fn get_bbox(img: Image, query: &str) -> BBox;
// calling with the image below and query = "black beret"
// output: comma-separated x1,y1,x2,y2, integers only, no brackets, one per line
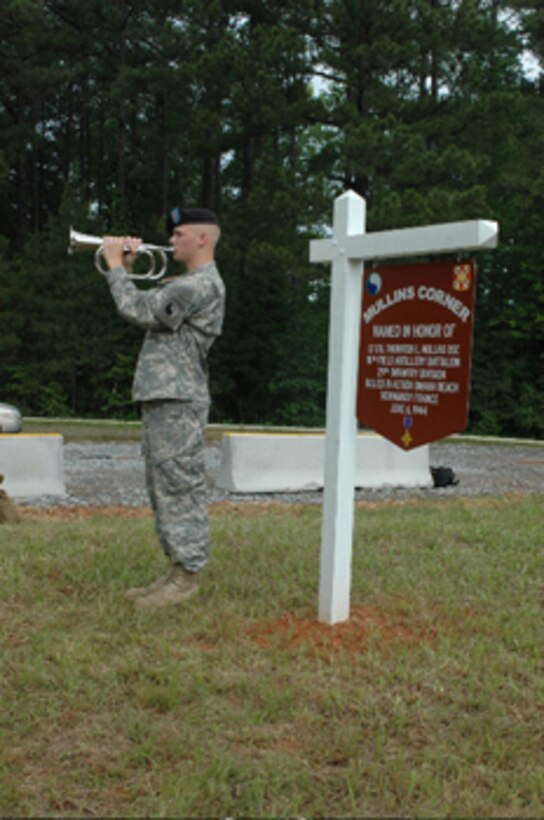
167,206,219,234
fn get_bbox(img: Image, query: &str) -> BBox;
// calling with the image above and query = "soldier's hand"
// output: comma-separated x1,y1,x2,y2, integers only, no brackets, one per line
102,236,142,272
122,237,143,270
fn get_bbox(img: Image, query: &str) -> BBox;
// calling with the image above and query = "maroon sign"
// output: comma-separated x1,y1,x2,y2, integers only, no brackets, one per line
357,259,476,450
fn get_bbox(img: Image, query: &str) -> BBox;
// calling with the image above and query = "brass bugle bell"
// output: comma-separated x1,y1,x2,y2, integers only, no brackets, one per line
68,227,172,280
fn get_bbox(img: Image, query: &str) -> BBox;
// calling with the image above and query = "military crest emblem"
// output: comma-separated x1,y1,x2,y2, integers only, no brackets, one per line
453,263,472,292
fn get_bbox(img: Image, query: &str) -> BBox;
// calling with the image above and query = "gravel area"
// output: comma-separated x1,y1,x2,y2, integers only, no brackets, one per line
15,439,544,508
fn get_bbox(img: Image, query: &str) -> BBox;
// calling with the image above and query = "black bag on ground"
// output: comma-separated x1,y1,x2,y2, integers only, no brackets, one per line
430,466,459,488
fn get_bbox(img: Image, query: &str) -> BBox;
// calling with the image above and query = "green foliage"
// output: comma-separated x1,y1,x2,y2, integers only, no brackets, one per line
0,0,541,435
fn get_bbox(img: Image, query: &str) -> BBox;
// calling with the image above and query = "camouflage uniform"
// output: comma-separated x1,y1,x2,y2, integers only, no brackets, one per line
105,263,225,571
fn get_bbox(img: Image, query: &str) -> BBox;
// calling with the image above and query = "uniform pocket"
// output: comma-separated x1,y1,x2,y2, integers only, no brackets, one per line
156,450,205,494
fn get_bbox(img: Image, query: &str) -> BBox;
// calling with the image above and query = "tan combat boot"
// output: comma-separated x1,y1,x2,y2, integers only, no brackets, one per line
134,564,199,609
125,564,173,600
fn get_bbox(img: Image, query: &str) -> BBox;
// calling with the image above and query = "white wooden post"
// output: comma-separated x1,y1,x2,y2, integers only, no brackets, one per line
318,191,366,624
310,191,498,625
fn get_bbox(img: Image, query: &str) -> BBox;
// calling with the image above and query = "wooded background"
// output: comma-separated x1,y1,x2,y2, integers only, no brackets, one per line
1,0,542,437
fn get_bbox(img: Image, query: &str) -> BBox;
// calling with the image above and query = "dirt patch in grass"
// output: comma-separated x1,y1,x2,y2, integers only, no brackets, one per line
209,500,314,517
246,604,439,657
19,506,153,521
19,495,522,523
19,500,313,521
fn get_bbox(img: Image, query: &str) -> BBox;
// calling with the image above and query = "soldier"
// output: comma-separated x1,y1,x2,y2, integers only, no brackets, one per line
102,208,226,608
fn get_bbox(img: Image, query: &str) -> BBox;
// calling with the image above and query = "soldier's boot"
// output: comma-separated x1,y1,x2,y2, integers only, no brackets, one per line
134,564,198,609
125,564,173,600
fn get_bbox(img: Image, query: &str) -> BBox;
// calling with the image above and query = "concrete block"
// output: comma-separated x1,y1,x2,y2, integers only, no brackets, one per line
0,434,66,497
216,432,431,493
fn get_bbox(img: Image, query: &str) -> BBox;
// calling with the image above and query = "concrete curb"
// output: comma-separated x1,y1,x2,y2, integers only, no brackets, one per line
216,432,431,493
0,433,66,497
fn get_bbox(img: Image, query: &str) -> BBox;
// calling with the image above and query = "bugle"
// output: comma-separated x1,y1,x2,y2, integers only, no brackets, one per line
68,228,172,280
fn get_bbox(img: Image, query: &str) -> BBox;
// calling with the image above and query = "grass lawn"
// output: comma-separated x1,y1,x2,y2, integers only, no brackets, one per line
1,494,542,817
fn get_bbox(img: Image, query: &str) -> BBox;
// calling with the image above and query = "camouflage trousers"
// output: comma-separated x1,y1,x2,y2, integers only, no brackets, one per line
141,400,210,573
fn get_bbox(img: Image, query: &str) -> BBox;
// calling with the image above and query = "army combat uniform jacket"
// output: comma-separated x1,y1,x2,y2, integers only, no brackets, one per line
105,262,225,402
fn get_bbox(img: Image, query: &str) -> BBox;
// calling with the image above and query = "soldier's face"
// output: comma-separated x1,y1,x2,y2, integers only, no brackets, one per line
170,225,200,264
